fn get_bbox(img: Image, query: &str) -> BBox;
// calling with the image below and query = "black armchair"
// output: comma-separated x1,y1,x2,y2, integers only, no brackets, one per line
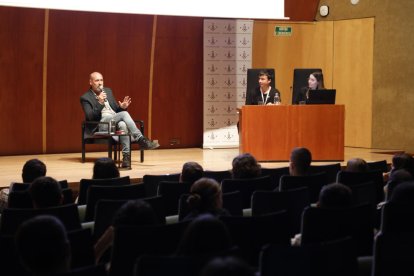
81,120,144,163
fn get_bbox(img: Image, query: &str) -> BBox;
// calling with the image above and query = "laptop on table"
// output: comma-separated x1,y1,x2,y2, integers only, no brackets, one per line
306,89,336,105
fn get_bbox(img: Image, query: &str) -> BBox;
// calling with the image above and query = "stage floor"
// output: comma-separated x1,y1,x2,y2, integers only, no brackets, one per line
0,147,399,188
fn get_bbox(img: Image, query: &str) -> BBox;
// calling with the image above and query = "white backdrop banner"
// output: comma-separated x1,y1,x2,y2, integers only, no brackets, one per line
203,19,253,148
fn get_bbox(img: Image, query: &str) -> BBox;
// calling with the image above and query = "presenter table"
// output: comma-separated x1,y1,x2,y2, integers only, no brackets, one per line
239,105,345,161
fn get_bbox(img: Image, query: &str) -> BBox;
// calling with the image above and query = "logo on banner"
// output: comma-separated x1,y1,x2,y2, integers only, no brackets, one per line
224,24,234,32
240,64,248,73
240,24,250,32
224,78,234,87
240,78,248,88
208,105,219,114
208,50,218,59
224,51,234,59
224,37,235,46
207,64,218,73
207,91,218,100
224,65,234,73
207,23,219,32
224,106,234,113
224,118,235,126
208,78,218,87
208,118,218,127
240,37,250,46
208,132,218,140
208,37,218,45
223,92,233,100
224,132,234,140
240,51,249,59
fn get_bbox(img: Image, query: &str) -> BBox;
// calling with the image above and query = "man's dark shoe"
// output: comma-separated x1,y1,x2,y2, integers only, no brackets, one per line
122,153,131,168
138,136,160,150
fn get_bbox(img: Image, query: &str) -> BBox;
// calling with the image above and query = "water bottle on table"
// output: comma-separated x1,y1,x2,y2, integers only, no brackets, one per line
274,93,281,105
110,119,116,134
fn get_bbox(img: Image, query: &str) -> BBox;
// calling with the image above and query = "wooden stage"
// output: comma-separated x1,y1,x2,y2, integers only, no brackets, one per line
0,147,399,189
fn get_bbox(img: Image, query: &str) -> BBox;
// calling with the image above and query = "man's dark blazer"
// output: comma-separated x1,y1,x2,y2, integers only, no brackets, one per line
245,86,281,105
80,87,124,137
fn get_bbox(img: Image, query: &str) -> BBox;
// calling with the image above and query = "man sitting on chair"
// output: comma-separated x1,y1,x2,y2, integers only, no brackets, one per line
80,72,159,168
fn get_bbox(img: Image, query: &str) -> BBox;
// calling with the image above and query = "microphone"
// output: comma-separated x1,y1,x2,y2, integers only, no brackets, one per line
98,85,107,102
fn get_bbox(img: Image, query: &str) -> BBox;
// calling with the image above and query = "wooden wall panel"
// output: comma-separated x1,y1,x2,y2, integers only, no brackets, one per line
333,18,374,148
252,21,334,104
151,16,204,148
316,0,414,153
0,7,44,155
285,0,320,21
46,10,153,153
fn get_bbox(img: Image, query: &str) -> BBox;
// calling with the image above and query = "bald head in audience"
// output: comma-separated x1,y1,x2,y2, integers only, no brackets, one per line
346,158,368,173
289,147,312,176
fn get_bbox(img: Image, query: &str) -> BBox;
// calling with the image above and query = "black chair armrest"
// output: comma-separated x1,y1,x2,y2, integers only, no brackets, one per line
134,120,145,135
82,121,111,136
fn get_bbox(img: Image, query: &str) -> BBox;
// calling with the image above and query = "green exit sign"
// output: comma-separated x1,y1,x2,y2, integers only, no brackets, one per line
274,26,292,36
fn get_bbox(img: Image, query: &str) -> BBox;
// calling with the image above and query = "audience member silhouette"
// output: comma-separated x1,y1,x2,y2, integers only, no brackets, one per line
317,183,352,209
0,159,48,211
231,153,261,179
391,153,414,176
384,169,413,201
94,199,159,264
92,157,120,179
73,157,120,204
22,158,47,183
292,183,352,246
199,256,255,276
15,215,71,275
184,178,229,221
346,158,368,173
29,176,63,208
179,161,204,184
388,181,414,205
289,147,312,176
383,153,414,182
176,214,234,268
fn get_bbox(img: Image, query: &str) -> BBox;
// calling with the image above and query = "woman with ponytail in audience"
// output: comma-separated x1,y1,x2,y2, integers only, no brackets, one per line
183,178,229,221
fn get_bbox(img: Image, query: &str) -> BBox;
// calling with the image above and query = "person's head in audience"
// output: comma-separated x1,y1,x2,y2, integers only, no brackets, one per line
346,158,368,173
29,176,63,208
317,183,352,209
180,161,204,184
176,214,233,261
15,215,71,275
385,169,413,200
308,71,325,90
22,159,46,183
289,147,312,176
231,153,261,179
94,199,159,264
391,153,414,176
186,178,224,219
388,181,414,205
199,256,255,276
112,199,159,227
92,157,120,179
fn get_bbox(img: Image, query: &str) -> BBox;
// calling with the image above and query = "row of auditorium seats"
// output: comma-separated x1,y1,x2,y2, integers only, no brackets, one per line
0,159,392,275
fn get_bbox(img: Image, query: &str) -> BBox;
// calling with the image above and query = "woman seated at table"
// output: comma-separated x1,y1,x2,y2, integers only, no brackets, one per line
293,71,325,104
